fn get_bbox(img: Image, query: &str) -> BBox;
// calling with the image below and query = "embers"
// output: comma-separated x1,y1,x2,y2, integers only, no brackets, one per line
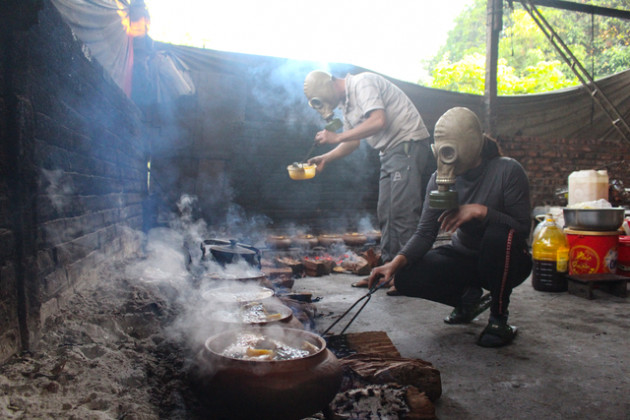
268,246,378,277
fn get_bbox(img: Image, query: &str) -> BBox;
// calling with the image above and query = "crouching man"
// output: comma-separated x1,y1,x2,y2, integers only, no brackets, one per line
368,107,533,347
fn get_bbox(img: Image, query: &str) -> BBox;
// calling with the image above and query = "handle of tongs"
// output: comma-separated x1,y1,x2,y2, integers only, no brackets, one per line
322,279,389,336
301,141,317,163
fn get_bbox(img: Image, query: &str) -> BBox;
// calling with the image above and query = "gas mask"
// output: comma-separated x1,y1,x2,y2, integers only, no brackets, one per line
428,107,485,209
303,70,340,124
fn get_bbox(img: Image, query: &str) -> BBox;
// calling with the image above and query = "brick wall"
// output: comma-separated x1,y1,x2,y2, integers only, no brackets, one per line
0,1,146,361
500,135,630,207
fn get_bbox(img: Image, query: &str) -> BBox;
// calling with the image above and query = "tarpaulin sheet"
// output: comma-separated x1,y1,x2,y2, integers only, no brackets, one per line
50,0,630,140
51,0,194,101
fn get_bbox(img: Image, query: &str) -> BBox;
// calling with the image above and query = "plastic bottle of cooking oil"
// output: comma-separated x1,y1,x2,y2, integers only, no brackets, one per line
532,213,570,292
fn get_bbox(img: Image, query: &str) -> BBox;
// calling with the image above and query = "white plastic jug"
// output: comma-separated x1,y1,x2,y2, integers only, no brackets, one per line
568,169,609,206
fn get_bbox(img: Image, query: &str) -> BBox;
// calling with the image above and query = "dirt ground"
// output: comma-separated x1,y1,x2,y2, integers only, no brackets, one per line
1,226,630,419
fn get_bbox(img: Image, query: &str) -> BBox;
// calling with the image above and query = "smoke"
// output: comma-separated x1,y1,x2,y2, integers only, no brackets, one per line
357,215,378,233
122,193,285,360
41,168,74,213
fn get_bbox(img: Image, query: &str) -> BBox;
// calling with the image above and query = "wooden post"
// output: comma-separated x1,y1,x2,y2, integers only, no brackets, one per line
484,0,502,135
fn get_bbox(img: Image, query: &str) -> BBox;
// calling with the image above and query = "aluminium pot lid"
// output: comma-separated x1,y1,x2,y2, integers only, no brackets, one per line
209,240,257,255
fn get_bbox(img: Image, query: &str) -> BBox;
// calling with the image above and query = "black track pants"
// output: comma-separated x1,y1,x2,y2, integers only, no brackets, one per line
394,224,533,317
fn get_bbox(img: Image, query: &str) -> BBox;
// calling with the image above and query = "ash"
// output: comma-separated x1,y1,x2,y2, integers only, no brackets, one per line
0,263,199,420
305,384,411,420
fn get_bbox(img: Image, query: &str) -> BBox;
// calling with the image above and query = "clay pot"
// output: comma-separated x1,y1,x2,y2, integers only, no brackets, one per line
343,232,367,246
266,235,292,249
317,234,344,247
292,234,319,248
365,230,382,244
200,327,342,420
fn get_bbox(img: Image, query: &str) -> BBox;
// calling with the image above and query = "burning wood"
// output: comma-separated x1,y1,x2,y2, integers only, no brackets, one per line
303,257,335,277
362,247,382,268
261,268,295,290
338,255,370,276
274,256,304,275
340,354,442,403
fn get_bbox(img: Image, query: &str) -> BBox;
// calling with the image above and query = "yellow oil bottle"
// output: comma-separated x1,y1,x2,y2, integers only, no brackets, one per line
532,213,569,292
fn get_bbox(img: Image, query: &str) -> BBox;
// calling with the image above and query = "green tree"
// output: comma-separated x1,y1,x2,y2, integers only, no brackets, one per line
426,0,630,94
432,53,575,94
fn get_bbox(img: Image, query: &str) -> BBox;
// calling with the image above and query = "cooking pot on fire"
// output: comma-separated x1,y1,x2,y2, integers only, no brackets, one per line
201,239,261,268
199,327,342,420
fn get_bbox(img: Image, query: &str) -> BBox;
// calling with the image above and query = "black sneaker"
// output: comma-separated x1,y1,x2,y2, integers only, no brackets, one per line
477,317,518,347
444,293,492,324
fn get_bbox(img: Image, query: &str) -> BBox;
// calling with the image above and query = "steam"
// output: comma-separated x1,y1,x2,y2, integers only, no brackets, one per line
122,193,283,359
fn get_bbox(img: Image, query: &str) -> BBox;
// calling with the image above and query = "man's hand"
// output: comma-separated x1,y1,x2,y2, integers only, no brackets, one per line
307,155,327,173
438,204,488,233
315,129,341,145
367,255,408,289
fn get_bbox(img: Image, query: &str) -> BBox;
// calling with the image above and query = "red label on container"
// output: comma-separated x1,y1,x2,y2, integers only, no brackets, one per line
569,245,617,274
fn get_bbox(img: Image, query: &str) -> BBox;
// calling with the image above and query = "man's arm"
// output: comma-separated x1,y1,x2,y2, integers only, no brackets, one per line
315,109,386,145
308,140,361,172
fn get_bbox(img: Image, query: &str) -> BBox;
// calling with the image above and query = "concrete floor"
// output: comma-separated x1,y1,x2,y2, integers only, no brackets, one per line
292,272,630,420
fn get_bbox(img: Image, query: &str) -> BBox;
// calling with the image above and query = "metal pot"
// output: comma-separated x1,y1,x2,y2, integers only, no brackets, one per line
201,239,261,268
562,208,625,231
199,327,342,420
201,285,274,305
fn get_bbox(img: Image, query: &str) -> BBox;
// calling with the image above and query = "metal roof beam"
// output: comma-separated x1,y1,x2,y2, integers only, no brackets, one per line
523,0,630,20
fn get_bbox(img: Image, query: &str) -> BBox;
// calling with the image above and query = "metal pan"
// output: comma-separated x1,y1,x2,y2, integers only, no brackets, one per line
563,208,625,231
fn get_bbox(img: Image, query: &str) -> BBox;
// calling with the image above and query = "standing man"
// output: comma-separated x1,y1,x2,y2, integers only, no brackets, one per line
303,71,436,294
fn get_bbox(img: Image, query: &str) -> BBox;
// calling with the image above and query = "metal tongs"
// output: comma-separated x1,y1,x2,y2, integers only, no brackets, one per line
321,278,389,336
300,118,341,163
301,141,317,163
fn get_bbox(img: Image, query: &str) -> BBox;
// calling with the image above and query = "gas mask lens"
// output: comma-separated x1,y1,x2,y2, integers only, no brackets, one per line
308,98,323,109
437,145,457,164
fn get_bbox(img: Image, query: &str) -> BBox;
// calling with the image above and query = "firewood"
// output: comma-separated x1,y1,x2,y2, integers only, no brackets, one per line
340,256,370,275
303,258,334,276
274,256,304,275
340,354,442,402
362,248,381,268
262,266,293,279
404,387,437,420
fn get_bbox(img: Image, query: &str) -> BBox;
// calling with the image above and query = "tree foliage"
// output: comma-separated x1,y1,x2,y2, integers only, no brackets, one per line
426,0,630,94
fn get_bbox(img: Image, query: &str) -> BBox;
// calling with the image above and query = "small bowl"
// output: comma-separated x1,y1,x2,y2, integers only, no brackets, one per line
287,163,316,180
